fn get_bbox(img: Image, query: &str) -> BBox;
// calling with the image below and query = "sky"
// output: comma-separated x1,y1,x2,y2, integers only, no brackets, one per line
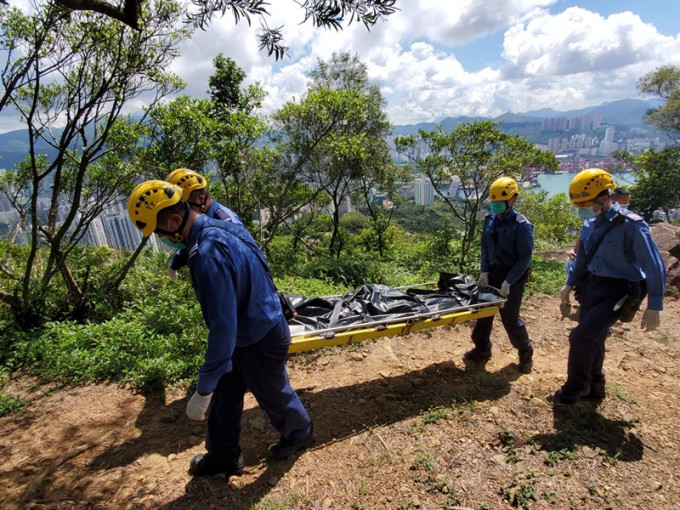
2,0,680,133
165,0,680,126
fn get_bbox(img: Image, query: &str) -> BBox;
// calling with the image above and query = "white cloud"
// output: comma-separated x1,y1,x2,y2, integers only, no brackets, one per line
3,1,680,133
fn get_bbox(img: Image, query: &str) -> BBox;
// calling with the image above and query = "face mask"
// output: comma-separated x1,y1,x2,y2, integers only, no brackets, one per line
578,208,596,219
161,236,185,250
489,201,507,214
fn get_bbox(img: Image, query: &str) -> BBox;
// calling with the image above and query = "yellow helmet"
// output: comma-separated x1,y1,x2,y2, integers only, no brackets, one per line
489,177,520,201
568,168,615,206
165,168,208,201
127,180,183,237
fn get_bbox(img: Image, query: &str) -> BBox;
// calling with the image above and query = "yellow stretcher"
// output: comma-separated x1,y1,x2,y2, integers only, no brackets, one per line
287,282,505,354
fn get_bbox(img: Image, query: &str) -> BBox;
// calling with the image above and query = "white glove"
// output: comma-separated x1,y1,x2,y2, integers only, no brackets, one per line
560,285,572,305
168,267,178,280
499,280,511,297
477,272,489,287
186,391,213,421
640,309,660,332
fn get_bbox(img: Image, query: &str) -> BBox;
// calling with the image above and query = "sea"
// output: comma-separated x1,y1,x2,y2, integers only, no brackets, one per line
533,171,636,198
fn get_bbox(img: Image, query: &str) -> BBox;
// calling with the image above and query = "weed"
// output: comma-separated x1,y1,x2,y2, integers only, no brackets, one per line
602,450,621,465
250,493,309,510
451,397,476,423
422,405,451,424
545,447,579,467
479,503,491,510
0,393,25,416
411,453,436,471
501,482,536,509
499,426,522,463
542,490,556,503
609,383,637,403
655,333,670,344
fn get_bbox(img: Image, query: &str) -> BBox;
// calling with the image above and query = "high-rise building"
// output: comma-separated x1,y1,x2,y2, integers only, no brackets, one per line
414,177,434,206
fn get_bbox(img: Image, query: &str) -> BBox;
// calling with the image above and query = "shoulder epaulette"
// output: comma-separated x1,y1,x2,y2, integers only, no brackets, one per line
188,243,200,262
619,209,644,222
215,208,233,222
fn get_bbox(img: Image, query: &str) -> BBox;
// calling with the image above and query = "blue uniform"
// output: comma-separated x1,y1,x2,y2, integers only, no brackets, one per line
471,208,534,352
563,202,666,394
169,200,242,271
187,215,311,450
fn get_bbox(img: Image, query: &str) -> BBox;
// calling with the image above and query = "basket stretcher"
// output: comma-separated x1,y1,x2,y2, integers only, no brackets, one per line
287,279,505,354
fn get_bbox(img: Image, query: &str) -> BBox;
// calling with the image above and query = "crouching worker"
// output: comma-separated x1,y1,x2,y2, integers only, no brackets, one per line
557,168,666,404
465,177,534,374
127,180,314,478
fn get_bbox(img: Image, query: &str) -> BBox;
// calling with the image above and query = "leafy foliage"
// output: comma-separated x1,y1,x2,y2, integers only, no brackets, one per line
395,121,559,271
517,190,581,249
638,64,680,136
628,147,680,222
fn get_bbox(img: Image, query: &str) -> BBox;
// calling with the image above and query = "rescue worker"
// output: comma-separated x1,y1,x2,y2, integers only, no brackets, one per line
465,177,534,373
611,186,631,211
165,168,242,279
127,180,314,478
558,168,665,404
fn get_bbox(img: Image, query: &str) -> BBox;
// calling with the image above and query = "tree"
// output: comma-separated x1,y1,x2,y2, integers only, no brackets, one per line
627,147,680,222
139,96,217,177
300,52,393,258
638,64,680,139
395,121,559,272
517,190,581,248
0,0,188,325
3,0,398,60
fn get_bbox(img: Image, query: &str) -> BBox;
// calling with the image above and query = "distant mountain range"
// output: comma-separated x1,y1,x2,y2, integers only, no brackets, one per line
391,98,662,137
0,98,663,171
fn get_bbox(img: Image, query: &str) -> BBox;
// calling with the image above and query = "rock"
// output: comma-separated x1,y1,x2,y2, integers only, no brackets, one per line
490,454,507,465
650,223,680,295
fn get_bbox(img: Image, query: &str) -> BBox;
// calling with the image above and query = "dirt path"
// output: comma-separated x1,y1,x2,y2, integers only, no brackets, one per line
1,293,679,509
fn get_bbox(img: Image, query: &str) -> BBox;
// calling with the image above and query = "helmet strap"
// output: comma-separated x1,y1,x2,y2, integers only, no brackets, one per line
188,200,207,213
154,201,190,243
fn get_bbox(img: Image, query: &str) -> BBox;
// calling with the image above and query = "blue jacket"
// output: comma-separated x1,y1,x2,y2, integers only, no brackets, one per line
566,202,666,310
480,208,534,285
187,215,282,395
169,200,242,271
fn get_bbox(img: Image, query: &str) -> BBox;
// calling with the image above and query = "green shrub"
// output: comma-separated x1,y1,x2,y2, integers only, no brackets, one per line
0,393,25,416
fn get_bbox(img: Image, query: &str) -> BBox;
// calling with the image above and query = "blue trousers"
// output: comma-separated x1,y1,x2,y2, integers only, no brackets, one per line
471,266,531,352
563,274,628,393
206,317,312,451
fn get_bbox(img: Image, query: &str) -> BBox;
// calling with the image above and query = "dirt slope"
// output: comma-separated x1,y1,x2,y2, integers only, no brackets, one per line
1,293,679,509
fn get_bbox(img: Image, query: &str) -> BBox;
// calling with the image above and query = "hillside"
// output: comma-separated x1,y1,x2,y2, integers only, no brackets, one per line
1,292,679,509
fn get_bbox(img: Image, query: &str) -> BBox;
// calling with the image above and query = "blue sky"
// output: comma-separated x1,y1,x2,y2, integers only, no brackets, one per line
2,1,680,132
162,0,680,126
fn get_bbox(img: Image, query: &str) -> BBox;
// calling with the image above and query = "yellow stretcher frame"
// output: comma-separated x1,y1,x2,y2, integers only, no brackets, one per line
288,286,504,354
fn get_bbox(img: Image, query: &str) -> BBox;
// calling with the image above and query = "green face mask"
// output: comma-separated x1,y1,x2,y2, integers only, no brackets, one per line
161,236,185,250
489,201,507,214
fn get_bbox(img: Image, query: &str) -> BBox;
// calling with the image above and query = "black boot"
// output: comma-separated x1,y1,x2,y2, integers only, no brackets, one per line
189,445,244,478
518,346,533,374
583,380,606,400
269,424,316,458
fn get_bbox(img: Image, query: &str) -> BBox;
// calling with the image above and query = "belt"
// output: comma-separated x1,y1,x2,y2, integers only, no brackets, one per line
589,273,627,284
